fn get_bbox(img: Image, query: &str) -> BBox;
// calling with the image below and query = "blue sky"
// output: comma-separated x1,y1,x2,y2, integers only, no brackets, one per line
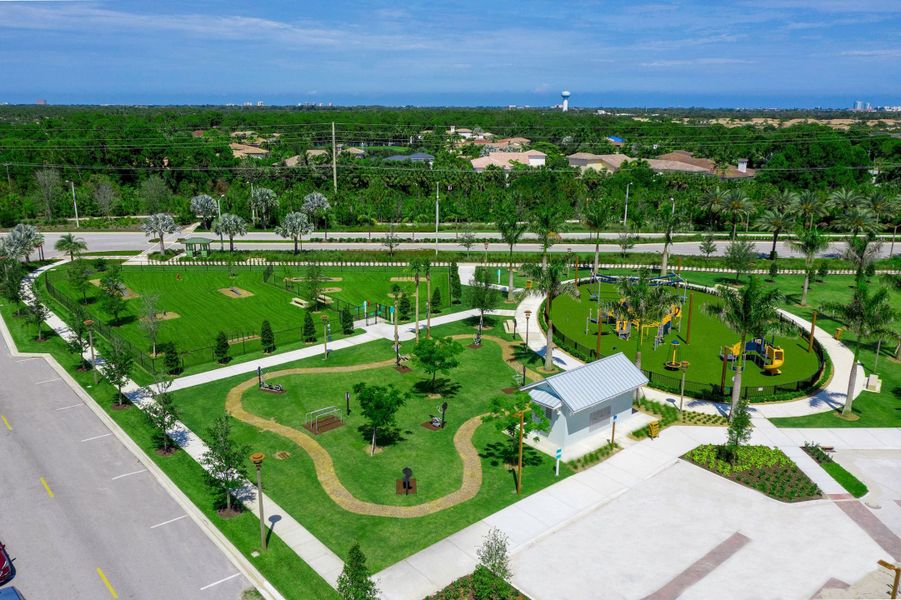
1,0,899,108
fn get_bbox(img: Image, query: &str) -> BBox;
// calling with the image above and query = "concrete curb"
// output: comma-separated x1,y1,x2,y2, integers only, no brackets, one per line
0,312,286,600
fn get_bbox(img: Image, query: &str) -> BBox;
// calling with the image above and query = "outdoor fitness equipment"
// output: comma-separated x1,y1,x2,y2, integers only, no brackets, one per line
257,366,284,393
429,401,448,429
304,406,343,434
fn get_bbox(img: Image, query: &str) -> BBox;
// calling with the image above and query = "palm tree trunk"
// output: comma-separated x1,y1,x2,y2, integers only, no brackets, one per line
843,343,860,416
158,234,165,255
426,274,432,338
731,221,737,240
593,234,600,275
634,319,642,369
730,335,746,419
770,231,779,259
508,249,515,302
414,275,420,342
874,338,882,371
544,294,554,371
229,235,235,252
371,427,377,456
660,242,670,276
801,271,810,306
293,239,298,254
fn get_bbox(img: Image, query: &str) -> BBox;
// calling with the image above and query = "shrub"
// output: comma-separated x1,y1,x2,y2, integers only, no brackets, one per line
431,287,442,314
340,307,354,334
302,312,317,342
163,342,181,375
398,293,412,321
260,320,275,353
214,331,230,364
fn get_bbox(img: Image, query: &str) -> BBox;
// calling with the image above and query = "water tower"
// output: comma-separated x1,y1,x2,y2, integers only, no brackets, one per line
561,90,571,112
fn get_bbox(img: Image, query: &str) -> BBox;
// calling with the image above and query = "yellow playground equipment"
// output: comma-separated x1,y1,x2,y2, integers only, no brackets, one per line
609,303,681,340
721,338,785,375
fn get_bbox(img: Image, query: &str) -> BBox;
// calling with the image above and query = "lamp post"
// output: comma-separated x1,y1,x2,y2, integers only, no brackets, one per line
65,180,80,228
321,315,329,359
679,362,688,411
217,194,224,251
622,182,632,227
250,452,267,551
524,310,532,345
84,319,97,384
393,298,400,367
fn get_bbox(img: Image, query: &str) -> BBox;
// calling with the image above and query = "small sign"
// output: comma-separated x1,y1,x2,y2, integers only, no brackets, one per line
555,448,562,460
613,414,618,422
497,268,502,285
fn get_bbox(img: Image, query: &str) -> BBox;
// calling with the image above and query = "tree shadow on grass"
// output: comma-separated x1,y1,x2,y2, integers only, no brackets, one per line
479,440,545,469
355,424,406,448
463,315,497,329
412,377,461,397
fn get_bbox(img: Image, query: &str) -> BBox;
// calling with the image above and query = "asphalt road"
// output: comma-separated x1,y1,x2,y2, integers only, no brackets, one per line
0,335,250,599
15,230,894,261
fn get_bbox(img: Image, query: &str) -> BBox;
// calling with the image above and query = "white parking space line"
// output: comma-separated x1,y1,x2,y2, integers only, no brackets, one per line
35,378,61,385
55,403,83,411
81,433,113,442
150,515,188,529
199,573,241,591
111,469,147,481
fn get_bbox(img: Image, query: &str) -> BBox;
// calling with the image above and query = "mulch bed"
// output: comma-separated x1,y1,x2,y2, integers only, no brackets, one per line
421,420,443,431
502,387,519,394
395,478,418,495
395,365,411,373
217,507,242,520
467,343,482,349
155,446,178,457
111,402,132,411
302,415,345,435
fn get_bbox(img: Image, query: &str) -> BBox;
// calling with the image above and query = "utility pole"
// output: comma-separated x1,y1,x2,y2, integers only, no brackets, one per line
66,180,80,228
250,453,267,551
217,195,224,251
3,163,10,190
623,182,632,227
435,182,440,257
331,122,338,194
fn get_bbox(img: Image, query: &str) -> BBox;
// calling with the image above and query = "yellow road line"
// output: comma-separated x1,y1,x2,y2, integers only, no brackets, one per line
96,568,119,599
40,477,54,498
1,415,10,430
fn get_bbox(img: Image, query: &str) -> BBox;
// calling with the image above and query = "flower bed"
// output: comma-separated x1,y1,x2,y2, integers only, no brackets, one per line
425,566,527,600
630,398,728,439
684,444,822,502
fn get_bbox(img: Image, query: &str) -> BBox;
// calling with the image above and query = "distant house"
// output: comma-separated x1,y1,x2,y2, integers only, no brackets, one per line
456,128,473,139
657,150,756,179
191,129,205,138
305,149,329,160
523,353,647,455
471,150,546,172
341,147,366,158
384,152,435,163
283,155,302,167
229,143,269,159
567,152,710,175
606,136,625,147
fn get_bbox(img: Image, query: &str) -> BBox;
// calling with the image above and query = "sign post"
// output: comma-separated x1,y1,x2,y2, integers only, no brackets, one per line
363,300,368,326
345,391,351,416
497,268,501,285
610,414,618,446
555,448,562,477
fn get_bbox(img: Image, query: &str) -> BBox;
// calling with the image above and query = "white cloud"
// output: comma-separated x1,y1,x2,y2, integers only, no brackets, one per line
640,58,755,68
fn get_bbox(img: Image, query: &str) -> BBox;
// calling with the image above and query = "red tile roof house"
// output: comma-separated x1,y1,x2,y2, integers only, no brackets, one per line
657,150,756,178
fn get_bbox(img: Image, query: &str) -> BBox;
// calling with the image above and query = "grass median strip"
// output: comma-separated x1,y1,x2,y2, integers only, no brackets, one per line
802,443,869,498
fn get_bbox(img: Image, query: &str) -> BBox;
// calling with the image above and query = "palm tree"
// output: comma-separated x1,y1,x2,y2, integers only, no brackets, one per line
140,213,178,255
821,283,895,416
7,223,44,263
789,226,829,306
827,188,863,216
214,213,247,251
834,206,879,239
843,235,882,281
275,211,312,254
791,190,825,230
522,258,579,371
408,259,424,342
867,191,897,226
723,189,754,240
582,197,615,275
495,200,528,301
656,198,682,276
617,270,679,371
423,259,432,338
531,202,567,265
699,186,728,231
54,233,88,262
754,204,796,260
705,277,784,418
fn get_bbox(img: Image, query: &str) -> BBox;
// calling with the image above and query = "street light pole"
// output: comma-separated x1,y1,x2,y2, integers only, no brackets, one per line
66,180,80,228
524,310,532,345
435,182,440,257
321,315,329,359
84,319,97,385
250,452,267,551
622,182,631,227
217,195,224,251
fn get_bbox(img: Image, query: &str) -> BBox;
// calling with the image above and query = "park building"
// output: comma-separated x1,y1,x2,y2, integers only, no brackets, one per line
523,353,647,460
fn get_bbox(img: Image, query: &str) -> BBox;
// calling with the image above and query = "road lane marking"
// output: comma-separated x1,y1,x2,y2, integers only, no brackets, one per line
81,433,112,442
35,377,61,385
150,515,188,529
111,469,147,481
200,573,241,591
96,567,119,599
1,415,10,430
55,403,83,411
40,477,54,498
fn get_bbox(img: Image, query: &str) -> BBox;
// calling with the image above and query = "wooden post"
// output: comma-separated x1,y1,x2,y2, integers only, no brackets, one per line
595,311,602,358
685,292,694,344
517,410,524,495
720,353,728,395
808,310,817,353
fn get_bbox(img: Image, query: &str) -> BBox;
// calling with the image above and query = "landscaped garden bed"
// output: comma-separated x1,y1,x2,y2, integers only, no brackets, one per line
684,444,822,502
425,566,528,600
630,398,728,440
566,442,620,472
802,443,869,498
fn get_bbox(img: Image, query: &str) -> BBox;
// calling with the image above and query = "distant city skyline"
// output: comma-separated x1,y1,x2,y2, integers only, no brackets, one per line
1,0,899,109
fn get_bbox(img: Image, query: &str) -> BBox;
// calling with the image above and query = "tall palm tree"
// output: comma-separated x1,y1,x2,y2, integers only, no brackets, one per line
408,258,424,342
843,235,882,281
54,233,88,262
656,198,682,276
723,189,754,240
214,213,247,251
834,205,879,239
531,202,567,266
827,188,863,216
617,270,678,371
522,258,579,371
706,277,785,419
495,199,528,302
423,259,432,338
866,191,897,226
582,197,615,275
789,226,829,306
700,186,728,230
821,282,895,416
791,190,825,230
755,204,796,260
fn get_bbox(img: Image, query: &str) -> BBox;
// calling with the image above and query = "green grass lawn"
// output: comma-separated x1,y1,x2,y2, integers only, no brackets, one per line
549,282,821,393
169,321,567,570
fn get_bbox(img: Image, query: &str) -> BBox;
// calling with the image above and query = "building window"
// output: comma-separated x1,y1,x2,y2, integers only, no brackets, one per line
544,407,553,421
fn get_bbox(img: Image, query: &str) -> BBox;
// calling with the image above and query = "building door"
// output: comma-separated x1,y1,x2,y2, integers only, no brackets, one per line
589,405,611,432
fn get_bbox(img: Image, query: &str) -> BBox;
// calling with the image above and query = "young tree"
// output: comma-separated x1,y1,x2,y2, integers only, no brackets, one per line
724,397,753,461
145,380,180,454
0,258,24,315
616,231,636,258
103,339,134,407
275,211,313,254
93,179,118,218
140,213,178,255
302,312,317,342
755,202,796,260
139,293,162,356
412,336,464,390
408,259,424,342
65,316,91,370
821,282,895,417
723,189,754,239
139,175,171,214
28,300,49,341
398,293,411,321
788,226,830,306
260,320,275,353
201,416,249,512
354,382,407,456
656,199,683,275
843,235,882,282
304,263,326,309
449,260,462,304
486,392,549,485
532,202,567,264
302,192,331,239
214,213,248,251
6,223,44,262
705,277,784,419
35,169,61,221
54,233,87,261
340,307,354,334
99,266,126,325
163,342,181,375
768,260,779,281
522,258,579,371
699,233,717,261
190,194,218,229
723,239,756,282
249,187,279,227
382,229,401,256
477,527,512,583
617,270,678,370
459,225,477,259
495,199,528,301
67,259,91,303
468,266,500,339
214,331,230,364
430,287,442,314
337,542,379,600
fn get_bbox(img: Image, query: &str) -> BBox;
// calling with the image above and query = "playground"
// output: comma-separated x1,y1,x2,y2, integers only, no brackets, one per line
168,322,563,570
549,277,823,396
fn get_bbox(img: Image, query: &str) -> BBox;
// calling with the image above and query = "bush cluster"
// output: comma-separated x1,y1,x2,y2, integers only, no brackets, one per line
567,443,619,471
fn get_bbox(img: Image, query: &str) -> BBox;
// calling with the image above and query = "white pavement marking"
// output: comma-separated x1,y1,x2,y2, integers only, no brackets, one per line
150,515,188,529
15,358,38,363
111,469,147,480
81,433,112,442
55,403,84,411
34,377,61,385
199,573,241,591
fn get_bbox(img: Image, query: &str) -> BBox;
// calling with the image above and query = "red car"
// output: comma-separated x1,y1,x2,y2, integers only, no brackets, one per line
0,541,13,585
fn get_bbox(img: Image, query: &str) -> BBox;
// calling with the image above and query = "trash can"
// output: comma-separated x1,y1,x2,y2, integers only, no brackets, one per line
648,420,660,439
834,327,845,341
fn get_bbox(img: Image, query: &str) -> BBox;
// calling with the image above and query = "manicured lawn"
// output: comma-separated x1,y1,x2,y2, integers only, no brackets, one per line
802,444,869,498
169,322,568,571
549,282,821,392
